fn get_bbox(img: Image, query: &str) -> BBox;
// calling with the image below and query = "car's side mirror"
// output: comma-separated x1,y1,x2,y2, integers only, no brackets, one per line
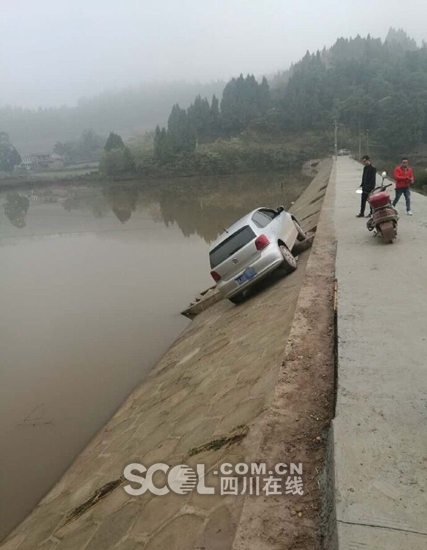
277,206,284,213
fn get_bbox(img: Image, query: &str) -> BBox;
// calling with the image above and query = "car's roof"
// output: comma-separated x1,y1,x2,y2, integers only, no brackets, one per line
209,207,277,251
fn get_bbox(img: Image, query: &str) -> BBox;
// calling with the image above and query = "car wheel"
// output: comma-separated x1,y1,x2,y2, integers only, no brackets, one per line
229,292,245,305
293,219,306,241
279,244,297,274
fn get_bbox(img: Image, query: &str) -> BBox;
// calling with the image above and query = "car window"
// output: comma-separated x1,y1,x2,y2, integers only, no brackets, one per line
259,209,277,219
252,209,276,228
209,225,256,268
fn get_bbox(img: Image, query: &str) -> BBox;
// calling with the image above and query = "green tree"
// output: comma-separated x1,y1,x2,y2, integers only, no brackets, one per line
0,132,22,171
167,104,196,154
258,76,271,114
3,192,30,227
99,146,135,176
154,125,172,163
385,28,418,54
220,74,265,134
376,92,424,153
53,141,76,162
210,94,221,134
187,95,211,139
105,132,125,151
80,129,105,153
53,130,104,163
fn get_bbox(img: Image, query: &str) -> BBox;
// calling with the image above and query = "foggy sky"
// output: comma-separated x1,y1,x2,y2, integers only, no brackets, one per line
1,0,426,109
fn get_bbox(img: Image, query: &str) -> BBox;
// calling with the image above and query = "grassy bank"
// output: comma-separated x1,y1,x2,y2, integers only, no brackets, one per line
107,132,333,178
1,133,331,190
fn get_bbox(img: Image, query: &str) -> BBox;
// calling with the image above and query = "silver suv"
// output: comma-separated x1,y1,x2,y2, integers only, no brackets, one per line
209,207,306,304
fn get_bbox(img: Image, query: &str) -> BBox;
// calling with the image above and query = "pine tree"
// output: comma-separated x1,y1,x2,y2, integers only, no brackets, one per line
210,94,221,134
104,132,125,151
0,132,22,171
258,77,271,114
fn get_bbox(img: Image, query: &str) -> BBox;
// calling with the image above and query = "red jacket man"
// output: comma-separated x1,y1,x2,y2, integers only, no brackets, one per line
392,157,414,215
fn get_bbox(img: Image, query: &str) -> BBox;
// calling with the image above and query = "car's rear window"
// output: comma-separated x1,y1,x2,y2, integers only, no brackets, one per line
209,225,256,268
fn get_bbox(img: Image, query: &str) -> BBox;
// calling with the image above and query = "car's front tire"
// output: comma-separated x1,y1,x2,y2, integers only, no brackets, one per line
293,219,307,241
279,244,297,274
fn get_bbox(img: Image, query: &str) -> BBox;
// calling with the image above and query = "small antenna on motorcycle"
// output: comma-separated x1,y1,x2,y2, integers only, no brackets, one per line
219,225,229,234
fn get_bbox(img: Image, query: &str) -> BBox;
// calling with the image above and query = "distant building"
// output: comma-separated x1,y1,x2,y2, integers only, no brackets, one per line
21,153,64,171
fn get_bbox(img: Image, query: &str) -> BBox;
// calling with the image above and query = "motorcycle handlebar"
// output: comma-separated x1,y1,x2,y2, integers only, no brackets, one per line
371,183,392,193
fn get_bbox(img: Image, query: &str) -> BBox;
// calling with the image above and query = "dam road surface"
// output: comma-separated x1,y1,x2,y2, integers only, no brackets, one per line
332,157,427,549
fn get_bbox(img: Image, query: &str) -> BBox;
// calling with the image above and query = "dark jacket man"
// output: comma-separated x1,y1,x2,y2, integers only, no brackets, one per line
361,162,377,192
357,155,377,217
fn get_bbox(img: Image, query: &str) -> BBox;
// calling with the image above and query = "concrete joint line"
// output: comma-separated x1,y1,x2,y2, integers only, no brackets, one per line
337,519,427,538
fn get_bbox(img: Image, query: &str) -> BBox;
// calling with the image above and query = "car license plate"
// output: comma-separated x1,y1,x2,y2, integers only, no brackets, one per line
236,267,257,285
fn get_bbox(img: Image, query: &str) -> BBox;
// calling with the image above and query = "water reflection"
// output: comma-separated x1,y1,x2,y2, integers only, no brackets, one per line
3,192,30,228
103,185,139,224
63,191,109,219
156,173,307,242
1,172,309,243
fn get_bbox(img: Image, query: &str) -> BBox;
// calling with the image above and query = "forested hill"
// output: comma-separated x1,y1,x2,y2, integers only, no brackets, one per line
150,28,427,170
0,80,225,154
271,28,426,155
3,27,427,166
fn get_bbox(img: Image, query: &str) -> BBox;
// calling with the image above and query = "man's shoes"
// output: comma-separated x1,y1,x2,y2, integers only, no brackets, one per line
407,210,413,216
356,213,364,218
365,213,372,218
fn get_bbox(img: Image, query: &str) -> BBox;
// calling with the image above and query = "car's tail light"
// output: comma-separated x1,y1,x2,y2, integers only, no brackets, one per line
255,234,270,250
210,270,221,282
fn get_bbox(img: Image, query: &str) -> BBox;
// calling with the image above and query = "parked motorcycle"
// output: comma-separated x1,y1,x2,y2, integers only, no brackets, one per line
366,172,398,243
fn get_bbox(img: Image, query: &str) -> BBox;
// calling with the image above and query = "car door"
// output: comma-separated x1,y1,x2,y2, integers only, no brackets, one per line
252,208,296,248
259,208,296,248
278,212,298,249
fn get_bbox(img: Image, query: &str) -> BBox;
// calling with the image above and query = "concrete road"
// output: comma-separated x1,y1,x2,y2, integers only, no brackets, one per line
333,157,427,548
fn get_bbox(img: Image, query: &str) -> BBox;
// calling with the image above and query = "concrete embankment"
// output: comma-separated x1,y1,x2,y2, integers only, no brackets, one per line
0,160,334,550
233,159,337,549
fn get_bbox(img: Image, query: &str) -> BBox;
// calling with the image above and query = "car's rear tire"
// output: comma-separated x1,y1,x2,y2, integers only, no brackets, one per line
279,244,297,274
229,292,245,305
293,219,307,241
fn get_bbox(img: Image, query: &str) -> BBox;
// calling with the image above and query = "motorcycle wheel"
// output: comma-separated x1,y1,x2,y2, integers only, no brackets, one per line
379,221,396,243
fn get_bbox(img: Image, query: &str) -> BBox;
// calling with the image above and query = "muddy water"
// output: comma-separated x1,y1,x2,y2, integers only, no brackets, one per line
0,172,309,539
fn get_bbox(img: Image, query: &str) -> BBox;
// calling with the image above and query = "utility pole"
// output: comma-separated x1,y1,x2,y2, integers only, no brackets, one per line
334,119,338,159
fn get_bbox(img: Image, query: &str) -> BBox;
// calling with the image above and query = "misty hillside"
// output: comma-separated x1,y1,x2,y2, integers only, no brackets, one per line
90,28,427,179
147,27,427,174
269,28,426,154
3,27,427,166
0,81,225,155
